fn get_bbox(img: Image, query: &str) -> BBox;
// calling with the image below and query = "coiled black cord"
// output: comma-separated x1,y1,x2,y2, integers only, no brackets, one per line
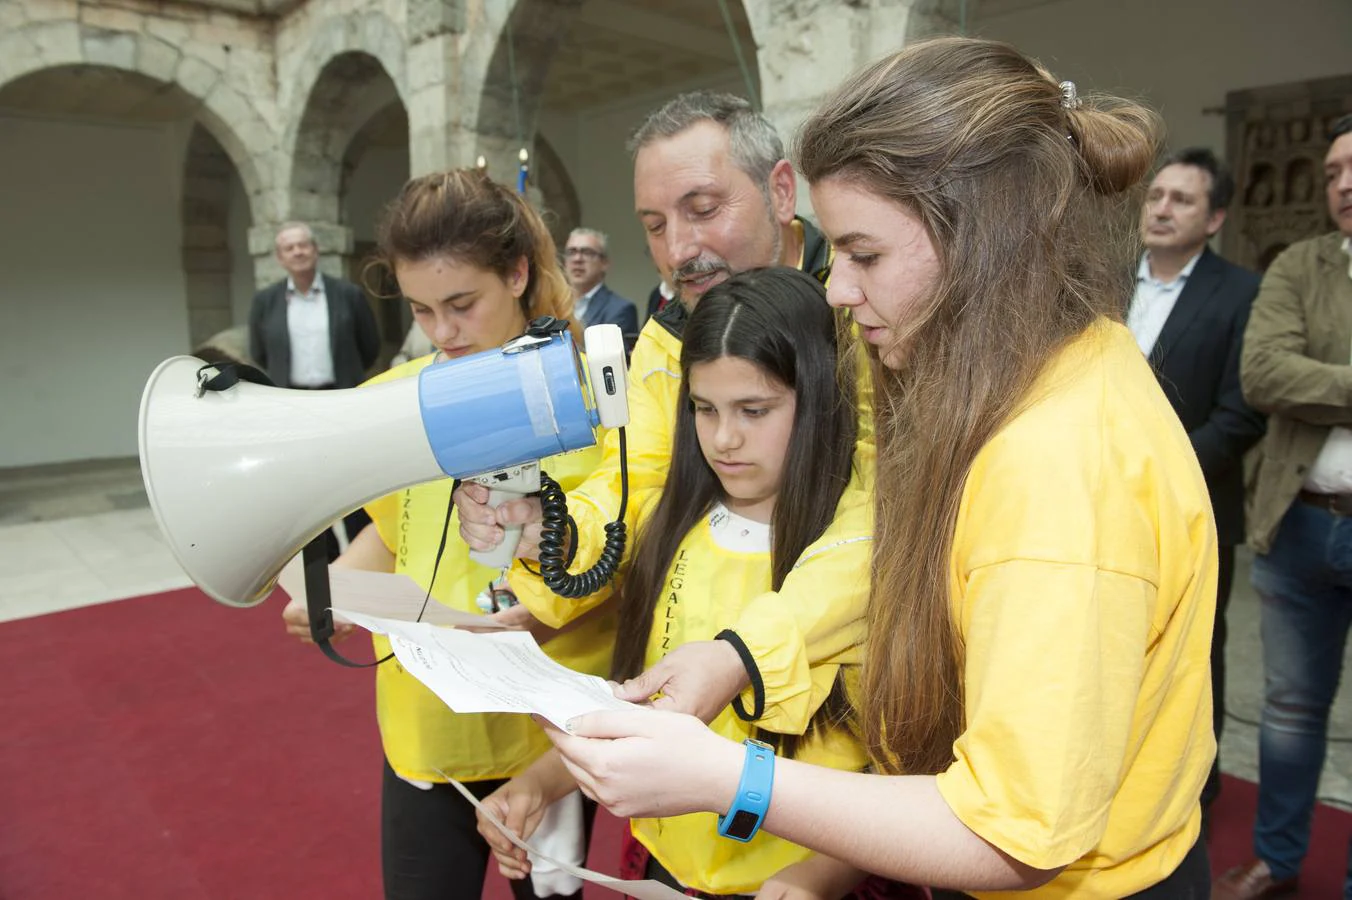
537,428,629,598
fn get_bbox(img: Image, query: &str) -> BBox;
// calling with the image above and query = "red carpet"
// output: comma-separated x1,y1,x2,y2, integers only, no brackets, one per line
0,586,625,899
3,587,1348,898
1208,774,1351,898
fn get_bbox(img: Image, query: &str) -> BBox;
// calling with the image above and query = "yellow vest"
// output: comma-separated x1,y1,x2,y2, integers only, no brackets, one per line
363,354,615,782
511,313,876,735
627,503,869,896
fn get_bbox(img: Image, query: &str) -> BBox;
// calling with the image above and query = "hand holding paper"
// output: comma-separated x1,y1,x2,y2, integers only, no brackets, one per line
337,609,632,730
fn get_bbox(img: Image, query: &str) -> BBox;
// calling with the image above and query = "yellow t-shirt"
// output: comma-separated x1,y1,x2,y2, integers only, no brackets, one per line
364,355,615,783
513,313,877,734
933,320,1217,898
629,502,871,896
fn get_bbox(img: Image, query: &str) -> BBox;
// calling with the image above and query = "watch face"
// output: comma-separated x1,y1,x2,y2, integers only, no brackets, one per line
724,809,760,841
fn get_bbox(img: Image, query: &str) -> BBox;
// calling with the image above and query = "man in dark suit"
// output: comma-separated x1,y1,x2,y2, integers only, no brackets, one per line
248,222,380,389
1127,147,1266,818
564,228,638,347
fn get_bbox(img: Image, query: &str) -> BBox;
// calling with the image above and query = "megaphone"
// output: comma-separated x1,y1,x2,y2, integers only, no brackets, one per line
139,321,628,609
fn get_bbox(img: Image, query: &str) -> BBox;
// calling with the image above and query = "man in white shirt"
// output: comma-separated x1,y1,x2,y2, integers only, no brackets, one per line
1127,148,1266,827
247,222,380,389
247,222,381,558
1217,114,1352,900
563,228,637,346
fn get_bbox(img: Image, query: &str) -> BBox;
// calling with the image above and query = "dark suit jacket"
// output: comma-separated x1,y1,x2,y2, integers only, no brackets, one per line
582,284,638,341
248,274,380,389
1141,247,1266,546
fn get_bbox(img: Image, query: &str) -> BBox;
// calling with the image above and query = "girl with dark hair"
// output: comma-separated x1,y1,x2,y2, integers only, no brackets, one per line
544,37,1217,900
279,169,611,900
477,267,908,899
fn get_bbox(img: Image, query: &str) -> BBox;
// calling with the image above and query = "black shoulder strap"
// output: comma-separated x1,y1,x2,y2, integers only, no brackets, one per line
302,537,392,668
196,362,276,393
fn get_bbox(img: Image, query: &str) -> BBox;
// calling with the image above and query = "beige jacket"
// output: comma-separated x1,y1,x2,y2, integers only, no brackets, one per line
1242,232,1352,552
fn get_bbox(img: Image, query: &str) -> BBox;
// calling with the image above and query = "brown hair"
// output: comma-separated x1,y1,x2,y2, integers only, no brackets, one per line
796,37,1160,775
610,268,858,756
372,169,579,341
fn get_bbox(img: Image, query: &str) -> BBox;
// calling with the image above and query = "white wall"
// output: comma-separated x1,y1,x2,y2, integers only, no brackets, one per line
0,115,189,467
539,72,746,320
976,0,1352,156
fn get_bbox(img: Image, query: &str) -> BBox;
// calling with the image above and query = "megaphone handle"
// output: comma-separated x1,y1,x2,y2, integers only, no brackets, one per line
469,488,525,569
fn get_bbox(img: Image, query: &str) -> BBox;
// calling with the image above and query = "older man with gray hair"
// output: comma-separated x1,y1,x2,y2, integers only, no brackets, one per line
457,90,849,728
247,221,379,390
563,226,638,341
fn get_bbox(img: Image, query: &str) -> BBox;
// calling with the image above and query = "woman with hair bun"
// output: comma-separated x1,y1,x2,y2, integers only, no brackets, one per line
544,37,1217,899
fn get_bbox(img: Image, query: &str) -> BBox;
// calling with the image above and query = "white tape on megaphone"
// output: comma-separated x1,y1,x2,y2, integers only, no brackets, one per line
138,322,628,608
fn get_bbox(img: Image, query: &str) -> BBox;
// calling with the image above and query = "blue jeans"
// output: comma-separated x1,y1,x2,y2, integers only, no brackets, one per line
1251,501,1352,880
1345,836,1352,900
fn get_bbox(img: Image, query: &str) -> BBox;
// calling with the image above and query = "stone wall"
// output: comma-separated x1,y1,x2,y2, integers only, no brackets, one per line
0,0,944,298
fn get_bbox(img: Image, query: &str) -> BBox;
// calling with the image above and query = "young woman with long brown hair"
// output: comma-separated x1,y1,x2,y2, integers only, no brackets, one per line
279,169,612,900
540,37,1218,899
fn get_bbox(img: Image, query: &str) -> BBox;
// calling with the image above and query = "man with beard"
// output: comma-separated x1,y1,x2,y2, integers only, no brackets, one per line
455,91,860,732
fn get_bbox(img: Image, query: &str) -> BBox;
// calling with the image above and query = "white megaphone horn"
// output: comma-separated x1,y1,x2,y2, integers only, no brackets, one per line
138,321,628,609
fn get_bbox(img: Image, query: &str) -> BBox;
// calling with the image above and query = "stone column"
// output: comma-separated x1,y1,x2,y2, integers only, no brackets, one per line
182,126,237,347
405,35,483,177
747,0,960,215
404,0,475,176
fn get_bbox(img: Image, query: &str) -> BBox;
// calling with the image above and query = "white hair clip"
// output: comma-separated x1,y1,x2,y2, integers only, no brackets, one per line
1059,81,1082,110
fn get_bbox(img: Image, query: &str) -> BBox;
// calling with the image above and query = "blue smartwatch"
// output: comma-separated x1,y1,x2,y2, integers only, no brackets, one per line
717,738,775,842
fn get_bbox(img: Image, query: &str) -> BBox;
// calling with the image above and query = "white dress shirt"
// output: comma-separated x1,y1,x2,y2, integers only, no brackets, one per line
286,276,335,387
1303,237,1352,493
573,283,602,324
1126,250,1203,356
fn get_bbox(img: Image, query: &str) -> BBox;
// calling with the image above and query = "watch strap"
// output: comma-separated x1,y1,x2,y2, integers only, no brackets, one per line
717,738,775,842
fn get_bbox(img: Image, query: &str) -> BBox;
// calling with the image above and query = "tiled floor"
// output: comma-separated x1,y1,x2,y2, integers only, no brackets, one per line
1,457,1349,810
0,458,192,620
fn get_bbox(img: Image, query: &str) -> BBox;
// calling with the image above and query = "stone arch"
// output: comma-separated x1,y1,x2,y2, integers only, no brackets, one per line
534,133,581,251
338,100,412,354
470,0,583,167
0,21,269,221
279,11,408,128
277,11,407,216
181,124,240,348
339,102,411,213
284,50,404,278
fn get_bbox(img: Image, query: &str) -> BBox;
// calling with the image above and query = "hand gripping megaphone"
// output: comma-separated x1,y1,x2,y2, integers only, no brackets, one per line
138,319,629,609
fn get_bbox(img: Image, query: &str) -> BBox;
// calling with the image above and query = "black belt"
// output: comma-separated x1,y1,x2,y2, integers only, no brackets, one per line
1298,489,1352,516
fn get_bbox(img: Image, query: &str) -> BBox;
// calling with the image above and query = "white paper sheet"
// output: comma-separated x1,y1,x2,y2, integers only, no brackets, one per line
335,609,634,730
442,773,686,900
